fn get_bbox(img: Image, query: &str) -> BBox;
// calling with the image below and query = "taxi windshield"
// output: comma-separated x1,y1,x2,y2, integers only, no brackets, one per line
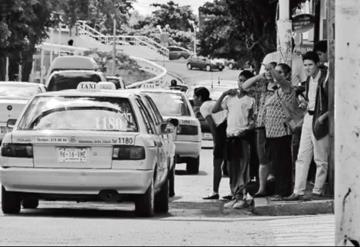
145,92,191,117
0,84,41,99
17,96,138,132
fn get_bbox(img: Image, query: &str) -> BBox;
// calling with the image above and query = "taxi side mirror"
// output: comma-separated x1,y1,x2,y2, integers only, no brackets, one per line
7,119,17,129
160,118,179,134
167,118,179,127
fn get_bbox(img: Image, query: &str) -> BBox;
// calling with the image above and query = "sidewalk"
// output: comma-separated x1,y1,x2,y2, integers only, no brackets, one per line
252,182,334,216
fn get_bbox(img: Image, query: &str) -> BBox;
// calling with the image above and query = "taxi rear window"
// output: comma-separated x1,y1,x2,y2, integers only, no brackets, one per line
47,72,102,91
17,96,138,132
145,92,191,117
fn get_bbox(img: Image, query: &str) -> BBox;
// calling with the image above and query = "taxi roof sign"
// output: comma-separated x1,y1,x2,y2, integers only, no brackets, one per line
77,81,116,91
98,81,116,90
140,83,161,89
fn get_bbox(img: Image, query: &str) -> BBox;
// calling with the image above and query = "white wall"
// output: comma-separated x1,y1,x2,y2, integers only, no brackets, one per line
335,0,360,245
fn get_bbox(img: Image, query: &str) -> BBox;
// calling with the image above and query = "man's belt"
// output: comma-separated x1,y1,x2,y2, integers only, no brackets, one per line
308,110,315,115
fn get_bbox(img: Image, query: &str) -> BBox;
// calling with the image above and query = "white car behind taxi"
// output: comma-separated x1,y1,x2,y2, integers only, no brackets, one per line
0,82,46,142
141,89,201,174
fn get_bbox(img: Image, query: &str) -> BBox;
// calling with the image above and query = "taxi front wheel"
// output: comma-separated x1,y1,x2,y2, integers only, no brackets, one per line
1,186,21,214
186,157,200,174
135,180,155,217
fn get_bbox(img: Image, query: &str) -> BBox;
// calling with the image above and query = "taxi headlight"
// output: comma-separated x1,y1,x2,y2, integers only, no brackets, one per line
112,145,145,160
1,143,33,158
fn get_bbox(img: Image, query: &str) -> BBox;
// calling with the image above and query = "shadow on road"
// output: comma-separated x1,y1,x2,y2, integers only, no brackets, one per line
175,170,208,176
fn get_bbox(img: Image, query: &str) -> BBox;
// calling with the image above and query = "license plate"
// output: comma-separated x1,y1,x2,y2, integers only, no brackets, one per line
57,148,89,163
202,133,213,140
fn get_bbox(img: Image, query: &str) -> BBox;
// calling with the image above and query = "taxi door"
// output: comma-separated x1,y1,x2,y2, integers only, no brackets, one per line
143,95,175,165
136,99,167,187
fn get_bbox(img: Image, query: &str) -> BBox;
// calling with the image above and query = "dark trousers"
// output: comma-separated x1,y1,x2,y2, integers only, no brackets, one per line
248,129,259,181
268,135,293,197
226,135,251,199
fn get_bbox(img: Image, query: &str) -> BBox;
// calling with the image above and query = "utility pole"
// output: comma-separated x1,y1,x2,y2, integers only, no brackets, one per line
335,0,360,245
112,17,117,75
277,0,292,66
189,20,197,56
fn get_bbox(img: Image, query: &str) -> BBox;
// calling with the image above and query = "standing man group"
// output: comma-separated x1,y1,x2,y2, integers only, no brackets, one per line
196,40,330,207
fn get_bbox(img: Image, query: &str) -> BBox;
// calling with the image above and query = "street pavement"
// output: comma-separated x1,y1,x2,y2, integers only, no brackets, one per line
0,146,334,246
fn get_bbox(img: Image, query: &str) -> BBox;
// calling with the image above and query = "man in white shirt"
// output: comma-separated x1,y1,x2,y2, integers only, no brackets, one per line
212,74,256,209
285,51,329,201
194,87,228,200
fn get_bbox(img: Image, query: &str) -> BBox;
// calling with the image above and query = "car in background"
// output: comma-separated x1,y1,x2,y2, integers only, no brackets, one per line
106,76,126,89
168,46,192,60
225,59,242,70
141,89,201,174
186,56,224,72
186,80,238,140
48,55,100,75
0,82,174,217
0,82,46,142
45,70,106,91
212,58,226,68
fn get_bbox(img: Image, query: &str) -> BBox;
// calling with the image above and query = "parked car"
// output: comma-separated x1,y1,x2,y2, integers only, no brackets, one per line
0,82,46,143
225,59,242,70
45,70,106,91
0,82,176,217
168,46,192,60
186,56,224,72
106,76,126,89
141,89,201,174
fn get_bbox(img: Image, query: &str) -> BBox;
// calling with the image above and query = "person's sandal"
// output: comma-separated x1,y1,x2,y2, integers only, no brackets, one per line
203,194,219,200
221,195,233,201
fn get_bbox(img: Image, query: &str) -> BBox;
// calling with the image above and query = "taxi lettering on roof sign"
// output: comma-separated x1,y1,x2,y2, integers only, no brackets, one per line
141,83,161,89
78,81,97,90
77,81,116,91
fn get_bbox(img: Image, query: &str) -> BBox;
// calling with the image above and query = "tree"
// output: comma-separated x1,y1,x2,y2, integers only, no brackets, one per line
128,1,197,51
0,0,54,81
151,1,197,31
198,0,308,70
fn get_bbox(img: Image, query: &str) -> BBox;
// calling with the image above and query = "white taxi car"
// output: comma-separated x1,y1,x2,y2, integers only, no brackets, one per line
0,82,173,217
0,82,46,143
141,89,201,174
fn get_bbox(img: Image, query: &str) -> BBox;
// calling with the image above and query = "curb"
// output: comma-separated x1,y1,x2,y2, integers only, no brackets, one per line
252,198,334,216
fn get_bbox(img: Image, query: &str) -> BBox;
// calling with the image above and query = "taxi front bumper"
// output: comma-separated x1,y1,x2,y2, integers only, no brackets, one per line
0,167,153,195
174,140,201,158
